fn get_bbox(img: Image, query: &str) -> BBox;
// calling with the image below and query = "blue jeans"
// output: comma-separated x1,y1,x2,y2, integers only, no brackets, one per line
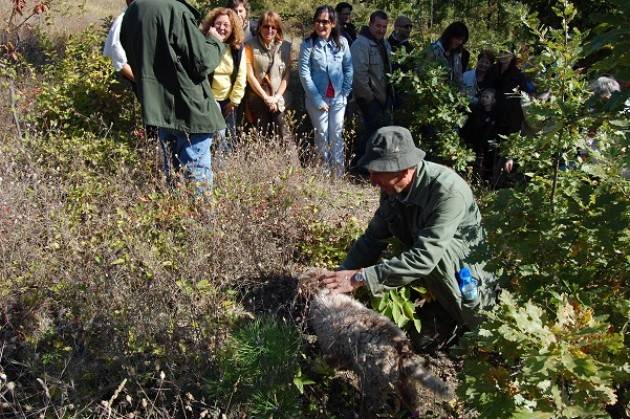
305,96,347,177
215,99,237,155
158,128,213,191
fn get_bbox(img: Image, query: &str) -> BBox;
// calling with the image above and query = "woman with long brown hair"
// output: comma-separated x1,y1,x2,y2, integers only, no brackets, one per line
299,5,353,177
244,11,292,138
201,8,247,153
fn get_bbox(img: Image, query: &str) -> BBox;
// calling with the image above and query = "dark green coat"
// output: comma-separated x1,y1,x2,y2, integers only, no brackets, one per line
341,161,496,326
121,0,226,133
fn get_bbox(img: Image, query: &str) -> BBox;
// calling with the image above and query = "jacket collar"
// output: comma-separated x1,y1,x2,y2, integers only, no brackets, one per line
176,0,201,19
314,36,336,48
395,161,427,205
359,26,383,45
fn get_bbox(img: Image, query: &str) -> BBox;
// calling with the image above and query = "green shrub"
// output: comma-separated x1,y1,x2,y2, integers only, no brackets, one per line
390,54,474,172
297,216,363,268
481,170,629,334
34,25,137,137
458,291,628,418
206,317,303,417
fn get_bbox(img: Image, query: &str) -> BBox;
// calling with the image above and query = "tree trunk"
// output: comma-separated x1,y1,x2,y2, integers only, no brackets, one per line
550,152,560,209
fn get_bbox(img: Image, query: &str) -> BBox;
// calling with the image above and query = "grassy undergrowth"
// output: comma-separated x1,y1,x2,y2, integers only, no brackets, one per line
2,2,629,416
0,116,376,417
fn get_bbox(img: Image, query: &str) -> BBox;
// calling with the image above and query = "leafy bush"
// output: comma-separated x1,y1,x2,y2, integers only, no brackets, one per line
481,172,629,332
584,0,630,108
457,3,630,416
297,217,363,268
458,291,628,418
34,24,137,137
390,53,474,172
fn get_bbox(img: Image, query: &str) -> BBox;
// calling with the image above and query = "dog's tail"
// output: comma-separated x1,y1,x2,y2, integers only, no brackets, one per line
402,356,452,398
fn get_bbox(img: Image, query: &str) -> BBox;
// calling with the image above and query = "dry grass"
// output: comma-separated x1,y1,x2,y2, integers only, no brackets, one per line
0,100,378,415
1,0,122,41
0,5,384,415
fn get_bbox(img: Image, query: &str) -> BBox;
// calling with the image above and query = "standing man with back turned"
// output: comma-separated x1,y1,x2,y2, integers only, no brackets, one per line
121,0,226,192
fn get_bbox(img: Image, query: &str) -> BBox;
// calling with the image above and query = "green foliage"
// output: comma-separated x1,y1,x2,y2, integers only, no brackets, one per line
505,0,628,182
297,216,363,268
502,1,590,183
481,172,630,332
521,0,619,34
458,3,630,416
206,317,303,417
458,291,628,418
371,286,425,332
34,25,137,137
479,2,630,336
390,54,473,171
584,0,630,109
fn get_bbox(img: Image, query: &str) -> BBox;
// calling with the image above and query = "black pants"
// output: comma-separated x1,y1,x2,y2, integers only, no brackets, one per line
351,98,392,173
407,301,459,354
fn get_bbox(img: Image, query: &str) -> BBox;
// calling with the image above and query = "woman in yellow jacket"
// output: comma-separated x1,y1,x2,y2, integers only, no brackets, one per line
201,8,248,153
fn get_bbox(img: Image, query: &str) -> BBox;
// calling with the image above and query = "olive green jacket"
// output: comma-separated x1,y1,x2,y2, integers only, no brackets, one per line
121,0,226,133
341,161,496,326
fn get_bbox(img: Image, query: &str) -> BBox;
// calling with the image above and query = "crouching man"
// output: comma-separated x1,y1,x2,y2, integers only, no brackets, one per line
321,126,497,351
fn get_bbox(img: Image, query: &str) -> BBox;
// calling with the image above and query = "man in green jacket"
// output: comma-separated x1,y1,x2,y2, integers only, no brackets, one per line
322,126,496,350
121,0,226,191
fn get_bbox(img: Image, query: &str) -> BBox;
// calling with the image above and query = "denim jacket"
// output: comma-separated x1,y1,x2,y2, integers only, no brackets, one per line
299,36,353,108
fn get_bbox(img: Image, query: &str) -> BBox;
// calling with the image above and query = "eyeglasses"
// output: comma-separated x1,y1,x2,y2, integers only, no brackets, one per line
314,19,331,26
261,24,278,31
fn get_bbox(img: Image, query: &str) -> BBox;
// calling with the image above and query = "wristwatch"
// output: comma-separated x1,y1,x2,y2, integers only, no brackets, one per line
351,270,366,287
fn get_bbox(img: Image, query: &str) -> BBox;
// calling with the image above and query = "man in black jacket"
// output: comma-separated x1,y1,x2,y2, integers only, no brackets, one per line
336,2,357,45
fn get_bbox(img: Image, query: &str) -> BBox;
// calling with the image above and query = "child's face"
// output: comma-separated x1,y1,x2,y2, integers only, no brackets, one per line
480,91,496,107
476,56,491,72
498,51,513,65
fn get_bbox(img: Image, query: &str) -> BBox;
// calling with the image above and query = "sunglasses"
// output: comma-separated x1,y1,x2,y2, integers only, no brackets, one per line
315,19,332,26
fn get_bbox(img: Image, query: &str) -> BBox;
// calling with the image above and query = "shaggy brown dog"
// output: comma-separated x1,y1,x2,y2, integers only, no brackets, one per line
300,269,451,415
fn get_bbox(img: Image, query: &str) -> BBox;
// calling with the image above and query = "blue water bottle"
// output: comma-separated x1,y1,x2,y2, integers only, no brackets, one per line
458,267,478,301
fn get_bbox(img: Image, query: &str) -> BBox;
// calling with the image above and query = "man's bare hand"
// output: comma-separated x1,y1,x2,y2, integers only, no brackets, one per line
320,269,362,294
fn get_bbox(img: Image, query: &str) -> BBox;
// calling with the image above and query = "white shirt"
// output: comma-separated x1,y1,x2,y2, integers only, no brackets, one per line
103,11,127,72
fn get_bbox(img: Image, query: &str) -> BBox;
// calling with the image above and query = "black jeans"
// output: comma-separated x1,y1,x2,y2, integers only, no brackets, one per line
352,98,392,172
407,301,459,354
